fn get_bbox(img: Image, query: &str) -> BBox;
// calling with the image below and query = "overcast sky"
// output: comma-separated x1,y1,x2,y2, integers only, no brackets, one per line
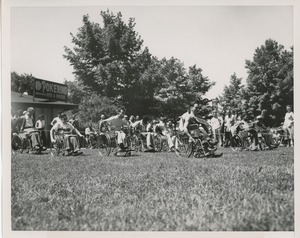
11,5,293,99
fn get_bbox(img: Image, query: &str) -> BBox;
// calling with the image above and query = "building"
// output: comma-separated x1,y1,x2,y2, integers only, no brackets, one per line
11,90,78,146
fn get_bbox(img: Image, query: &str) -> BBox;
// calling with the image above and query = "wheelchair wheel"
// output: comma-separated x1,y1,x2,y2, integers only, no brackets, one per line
231,135,243,151
241,136,251,150
192,139,206,158
98,134,111,156
11,135,24,154
258,136,267,151
175,135,192,158
154,135,167,152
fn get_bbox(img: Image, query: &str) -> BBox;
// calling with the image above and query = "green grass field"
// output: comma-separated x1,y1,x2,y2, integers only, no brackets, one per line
11,146,294,231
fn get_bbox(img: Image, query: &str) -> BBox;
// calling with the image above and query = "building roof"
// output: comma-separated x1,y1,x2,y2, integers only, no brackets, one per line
11,91,78,109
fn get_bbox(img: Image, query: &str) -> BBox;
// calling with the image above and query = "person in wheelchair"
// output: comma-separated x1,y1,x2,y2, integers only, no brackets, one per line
50,113,84,156
180,103,217,149
252,115,277,150
19,107,46,153
131,116,155,152
102,109,130,152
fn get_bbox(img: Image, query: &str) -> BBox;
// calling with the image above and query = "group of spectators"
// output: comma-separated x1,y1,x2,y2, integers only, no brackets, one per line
11,103,294,155
207,105,294,150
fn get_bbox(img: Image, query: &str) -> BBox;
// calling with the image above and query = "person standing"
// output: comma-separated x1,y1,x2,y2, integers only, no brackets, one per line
35,114,47,147
224,110,234,147
210,111,223,146
282,105,294,147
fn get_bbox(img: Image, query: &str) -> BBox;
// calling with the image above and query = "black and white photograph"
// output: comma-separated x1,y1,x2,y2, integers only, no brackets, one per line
2,0,298,237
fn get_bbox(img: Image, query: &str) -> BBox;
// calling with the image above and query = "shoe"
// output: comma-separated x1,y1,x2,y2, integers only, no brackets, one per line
209,140,218,146
41,146,47,151
169,146,175,152
73,151,83,156
207,147,217,152
251,147,258,151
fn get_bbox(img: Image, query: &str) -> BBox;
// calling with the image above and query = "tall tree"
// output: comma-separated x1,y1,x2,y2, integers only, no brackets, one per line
220,73,245,115
245,39,293,124
63,10,151,108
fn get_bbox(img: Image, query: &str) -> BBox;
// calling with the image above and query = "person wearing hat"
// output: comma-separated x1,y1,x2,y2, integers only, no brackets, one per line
19,107,46,153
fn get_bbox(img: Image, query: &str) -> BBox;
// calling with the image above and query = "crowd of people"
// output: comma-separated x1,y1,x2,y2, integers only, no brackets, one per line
11,103,294,156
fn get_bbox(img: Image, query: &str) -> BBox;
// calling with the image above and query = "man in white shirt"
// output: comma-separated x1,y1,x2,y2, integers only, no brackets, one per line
210,111,223,146
282,105,294,147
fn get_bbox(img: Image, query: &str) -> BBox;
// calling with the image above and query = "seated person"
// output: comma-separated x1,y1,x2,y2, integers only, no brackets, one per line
50,113,84,155
251,115,276,150
131,117,155,152
19,107,46,152
102,109,130,151
85,124,97,148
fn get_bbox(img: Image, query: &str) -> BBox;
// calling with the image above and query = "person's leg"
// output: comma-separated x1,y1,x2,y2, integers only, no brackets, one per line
249,129,258,150
146,133,154,150
63,135,72,152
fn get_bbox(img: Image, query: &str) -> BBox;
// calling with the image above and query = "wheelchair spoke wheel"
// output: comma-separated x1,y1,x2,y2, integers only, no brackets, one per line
154,136,163,152
98,135,111,156
175,136,192,158
231,135,243,151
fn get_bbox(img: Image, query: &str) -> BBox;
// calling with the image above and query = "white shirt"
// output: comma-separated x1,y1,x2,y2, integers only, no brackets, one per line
210,116,222,130
283,112,294,128
105,115,129,131
35,119,45,129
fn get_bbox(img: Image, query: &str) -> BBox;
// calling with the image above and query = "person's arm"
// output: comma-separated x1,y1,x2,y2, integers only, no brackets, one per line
50,123,58,143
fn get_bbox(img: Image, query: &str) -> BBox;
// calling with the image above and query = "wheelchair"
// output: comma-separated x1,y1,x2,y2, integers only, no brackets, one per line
50,130,83,156
13,129,45,154
175,124,221,158
230,130,252,151
98,125,134,157
131,130,166,152
11,133,26,154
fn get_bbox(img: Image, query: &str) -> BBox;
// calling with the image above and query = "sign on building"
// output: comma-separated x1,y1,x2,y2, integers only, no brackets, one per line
34,78,68,102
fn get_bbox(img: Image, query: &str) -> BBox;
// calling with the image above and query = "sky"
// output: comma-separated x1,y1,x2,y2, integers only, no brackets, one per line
10,4,293,99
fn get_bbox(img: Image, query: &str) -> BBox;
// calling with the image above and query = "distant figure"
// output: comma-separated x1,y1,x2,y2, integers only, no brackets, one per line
282,105,294,147
85,123,97,148
50,112,62,127
98,114,108,133
35,114,46,146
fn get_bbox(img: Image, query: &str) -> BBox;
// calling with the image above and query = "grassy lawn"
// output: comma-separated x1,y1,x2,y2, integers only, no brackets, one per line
11,146,294,231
